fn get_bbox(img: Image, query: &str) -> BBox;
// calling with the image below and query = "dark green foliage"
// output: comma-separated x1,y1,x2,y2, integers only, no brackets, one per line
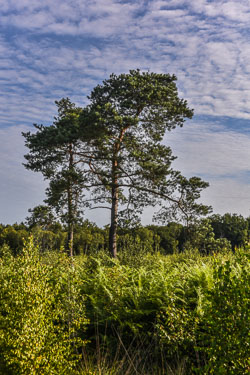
73,221,108,255
147,223,183,254
0,217,237,256
0,225,29,256
183,219,232,254
26,208,67,252
210,213,248,249
22,98,88,255
30,226,67,252
26,205,57,230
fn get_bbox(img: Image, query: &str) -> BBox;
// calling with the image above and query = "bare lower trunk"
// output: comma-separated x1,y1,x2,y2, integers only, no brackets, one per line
108,128,128,258
67,143,74,257
67,224,74,257
109,185,118,258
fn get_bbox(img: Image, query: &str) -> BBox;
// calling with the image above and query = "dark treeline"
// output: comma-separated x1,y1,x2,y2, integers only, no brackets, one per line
1,212,249,256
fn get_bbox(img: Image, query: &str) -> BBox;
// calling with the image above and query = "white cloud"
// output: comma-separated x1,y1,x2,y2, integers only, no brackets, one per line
1,2,250,121
0,0,140,37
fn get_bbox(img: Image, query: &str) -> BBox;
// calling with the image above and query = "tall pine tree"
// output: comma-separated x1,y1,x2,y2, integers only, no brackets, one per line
23,98,88,256
79,70,210,257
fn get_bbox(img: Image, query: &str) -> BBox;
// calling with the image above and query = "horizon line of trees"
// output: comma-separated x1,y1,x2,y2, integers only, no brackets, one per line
1,212,249,256
22,70,213,257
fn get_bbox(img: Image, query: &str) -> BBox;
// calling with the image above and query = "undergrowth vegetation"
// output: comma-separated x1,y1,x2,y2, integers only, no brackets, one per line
0,239,249,374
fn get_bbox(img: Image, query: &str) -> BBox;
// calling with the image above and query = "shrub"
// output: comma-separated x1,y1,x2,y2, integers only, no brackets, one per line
196,251,250,374
0,226,29,255
0,237,88,375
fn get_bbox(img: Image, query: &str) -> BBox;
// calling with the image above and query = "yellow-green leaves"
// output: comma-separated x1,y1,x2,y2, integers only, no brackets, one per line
0,237,88,375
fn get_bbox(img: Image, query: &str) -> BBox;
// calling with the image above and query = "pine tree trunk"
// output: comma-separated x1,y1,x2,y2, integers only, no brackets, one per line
108,126,129,257
109,145,119,258
109,184,118,257
67,224,74,257
67,144,74,257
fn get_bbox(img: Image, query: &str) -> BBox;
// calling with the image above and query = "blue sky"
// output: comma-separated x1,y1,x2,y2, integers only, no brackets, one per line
1,0,250,225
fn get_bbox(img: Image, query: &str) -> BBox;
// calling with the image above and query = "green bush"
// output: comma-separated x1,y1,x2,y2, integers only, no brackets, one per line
0,226,29,255
0,237,88,375
31,226,67,252
196,251,250,374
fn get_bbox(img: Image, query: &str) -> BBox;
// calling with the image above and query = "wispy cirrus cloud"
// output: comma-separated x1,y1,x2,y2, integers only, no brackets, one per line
1,0,250,122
